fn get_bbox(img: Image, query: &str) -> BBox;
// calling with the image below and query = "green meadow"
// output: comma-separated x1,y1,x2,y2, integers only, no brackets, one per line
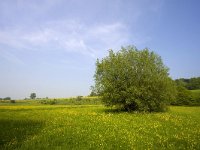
0,102,200,150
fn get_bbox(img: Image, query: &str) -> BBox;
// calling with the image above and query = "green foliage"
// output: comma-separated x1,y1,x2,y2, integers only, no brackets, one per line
76,96,83,101
0,105,200,149
89,86,98,96
40,99,57,105
30,93,36,99
189,90,200,106
171,85,200,106
188,77,200,89
171,86,193,106
94,46,176,112
3,97,11,100
175,77,200,90
10,100,15,103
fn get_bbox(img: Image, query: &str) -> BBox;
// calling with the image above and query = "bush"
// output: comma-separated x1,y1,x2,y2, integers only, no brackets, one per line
76,96,83,101
40,99,57,105
171,86,200,106
10,100,16,103
94,46,176,112
171,86,193,106
192,97,200,106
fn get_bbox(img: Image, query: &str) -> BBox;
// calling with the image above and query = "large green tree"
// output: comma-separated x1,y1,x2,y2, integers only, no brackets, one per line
94,46,176,112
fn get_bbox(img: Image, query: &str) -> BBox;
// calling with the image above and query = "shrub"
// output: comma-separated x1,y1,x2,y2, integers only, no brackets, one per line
40,99,57,105
10,100,15,103
94,46,177,112
76,96,83,101
171,86,193,106
49,99,57,105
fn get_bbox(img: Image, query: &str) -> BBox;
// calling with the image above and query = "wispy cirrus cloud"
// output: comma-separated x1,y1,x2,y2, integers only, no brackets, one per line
0,20,130,59
0,0,164,62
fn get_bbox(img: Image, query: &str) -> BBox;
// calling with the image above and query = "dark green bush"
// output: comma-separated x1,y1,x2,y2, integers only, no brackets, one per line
40,99,57,105
191,92,200,106
171,86,200,106
10,100,15,103
76,96,83,101
171,86,193,105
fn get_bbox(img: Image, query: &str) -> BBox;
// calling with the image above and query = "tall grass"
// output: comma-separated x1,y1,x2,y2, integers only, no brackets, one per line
0,105,199,150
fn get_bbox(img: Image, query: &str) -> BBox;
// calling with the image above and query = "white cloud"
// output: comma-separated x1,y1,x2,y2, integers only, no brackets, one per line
0,20,130,59
0,0,165,60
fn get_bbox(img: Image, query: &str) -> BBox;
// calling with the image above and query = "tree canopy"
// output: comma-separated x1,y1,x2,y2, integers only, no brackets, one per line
94,46,176,112
30,93,36,99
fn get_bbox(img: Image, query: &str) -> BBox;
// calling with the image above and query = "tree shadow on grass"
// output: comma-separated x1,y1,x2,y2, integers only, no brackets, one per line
103,107,166,114
103,108,131,114
0,119,44,150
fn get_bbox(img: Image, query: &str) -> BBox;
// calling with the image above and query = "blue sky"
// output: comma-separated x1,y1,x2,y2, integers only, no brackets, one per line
0,0,200,99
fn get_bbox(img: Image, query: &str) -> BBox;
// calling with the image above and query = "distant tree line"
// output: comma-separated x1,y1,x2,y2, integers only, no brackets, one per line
0,97,11,100
175,77,200,90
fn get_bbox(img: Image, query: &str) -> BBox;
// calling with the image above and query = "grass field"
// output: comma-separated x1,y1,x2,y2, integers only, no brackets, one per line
0,104,200,150
0,97,101,106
